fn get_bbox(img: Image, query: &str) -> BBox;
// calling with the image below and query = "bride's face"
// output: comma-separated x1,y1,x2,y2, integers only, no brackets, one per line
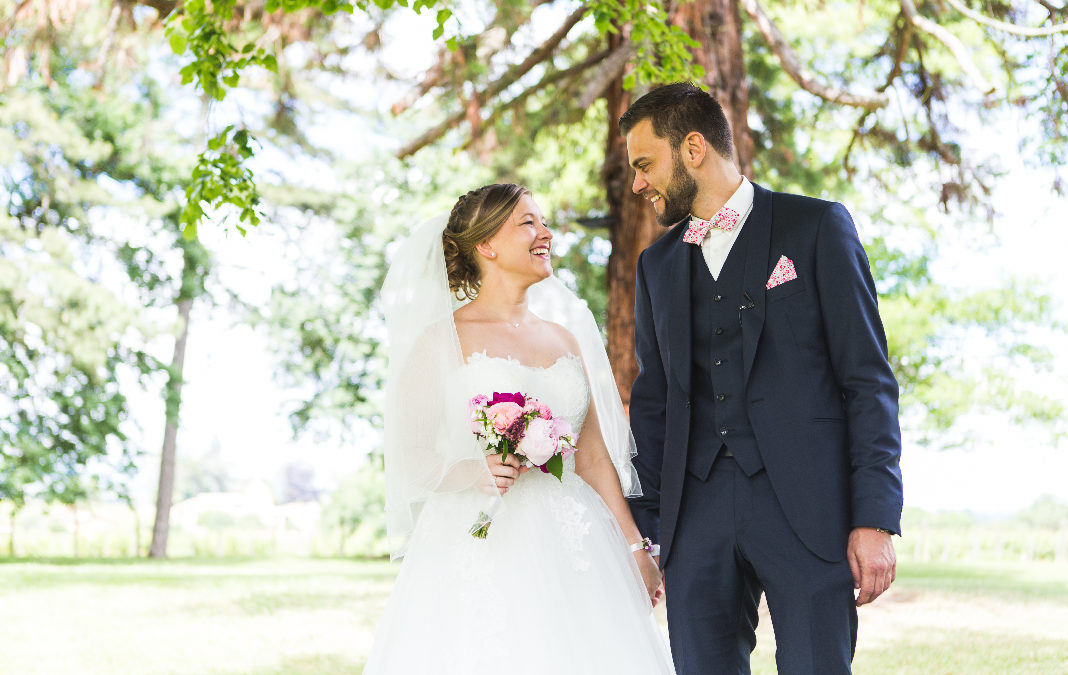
482,195,553,284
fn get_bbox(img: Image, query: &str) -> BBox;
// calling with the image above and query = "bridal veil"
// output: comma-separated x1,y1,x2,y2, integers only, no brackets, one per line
380,214,640,559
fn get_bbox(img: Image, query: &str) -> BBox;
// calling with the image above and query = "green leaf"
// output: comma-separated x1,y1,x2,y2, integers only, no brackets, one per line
545,454,563,481
168,31,188,55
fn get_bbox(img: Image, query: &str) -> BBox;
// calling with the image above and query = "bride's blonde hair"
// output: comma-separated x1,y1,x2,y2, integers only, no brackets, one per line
442,183,530,300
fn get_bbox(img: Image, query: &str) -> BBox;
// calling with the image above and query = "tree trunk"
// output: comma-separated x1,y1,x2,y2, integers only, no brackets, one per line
602,0,753,405
8,508,16,557
603,54,662,408
673,0,754,175
148,294,193,558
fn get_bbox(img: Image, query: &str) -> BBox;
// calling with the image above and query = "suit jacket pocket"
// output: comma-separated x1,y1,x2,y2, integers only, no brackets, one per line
766,277,806,302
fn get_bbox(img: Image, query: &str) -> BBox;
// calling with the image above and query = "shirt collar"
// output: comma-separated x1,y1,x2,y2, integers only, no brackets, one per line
693,175,753,227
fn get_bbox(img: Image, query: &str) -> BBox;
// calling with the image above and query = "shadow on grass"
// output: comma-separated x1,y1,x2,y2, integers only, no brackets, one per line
0,557,399,591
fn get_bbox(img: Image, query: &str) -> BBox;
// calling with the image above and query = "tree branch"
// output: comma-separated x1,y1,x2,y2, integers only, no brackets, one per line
134,0,179,19
1051,40,1068,106
460,48,614,150
390,1,558,117
390,47,448,115
396,4,588,158
738,0,889,109
577,42,635,110
844,15,915,175
899,0,997,94
943,0,1068,37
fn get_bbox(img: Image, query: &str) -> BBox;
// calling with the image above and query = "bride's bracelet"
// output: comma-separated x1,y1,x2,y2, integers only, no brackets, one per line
629,537,661,557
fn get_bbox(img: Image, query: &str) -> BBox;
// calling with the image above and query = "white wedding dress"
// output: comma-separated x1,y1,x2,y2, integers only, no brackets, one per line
363,351,675,674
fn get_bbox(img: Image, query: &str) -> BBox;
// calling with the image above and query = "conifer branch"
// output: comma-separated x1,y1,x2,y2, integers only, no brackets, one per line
739,0,889,109
944,0,1068,37
899,0,997,95
396,5,588,158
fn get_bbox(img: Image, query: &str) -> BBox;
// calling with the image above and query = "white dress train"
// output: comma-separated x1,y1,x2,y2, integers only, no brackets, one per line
363,352,675,674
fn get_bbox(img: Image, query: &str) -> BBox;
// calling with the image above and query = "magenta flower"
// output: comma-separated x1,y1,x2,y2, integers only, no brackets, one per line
490,391,526,407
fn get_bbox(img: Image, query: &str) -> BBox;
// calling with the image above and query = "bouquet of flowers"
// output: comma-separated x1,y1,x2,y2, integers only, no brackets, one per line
467,391,577,538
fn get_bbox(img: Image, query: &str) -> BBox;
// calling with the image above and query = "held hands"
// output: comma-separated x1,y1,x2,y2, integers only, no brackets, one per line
634,552,664,608
485,453,530,495
848,527,896,606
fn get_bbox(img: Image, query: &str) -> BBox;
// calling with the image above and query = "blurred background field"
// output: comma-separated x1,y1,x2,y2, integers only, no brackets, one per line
3,497,1067,564
2,557,1066,674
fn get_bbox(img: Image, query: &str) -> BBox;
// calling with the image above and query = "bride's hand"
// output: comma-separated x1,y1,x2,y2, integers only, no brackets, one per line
635,551,664,608
485,453,530,494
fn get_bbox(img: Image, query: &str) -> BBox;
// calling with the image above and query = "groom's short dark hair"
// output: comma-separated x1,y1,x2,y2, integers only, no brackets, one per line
619,83,734,160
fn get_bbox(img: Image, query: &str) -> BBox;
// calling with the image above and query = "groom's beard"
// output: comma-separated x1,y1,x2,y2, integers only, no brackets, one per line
656,153,698,227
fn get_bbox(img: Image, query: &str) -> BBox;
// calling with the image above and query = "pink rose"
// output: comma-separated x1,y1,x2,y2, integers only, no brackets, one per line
486,402,523,434
518,417,556,466
527,400,552,420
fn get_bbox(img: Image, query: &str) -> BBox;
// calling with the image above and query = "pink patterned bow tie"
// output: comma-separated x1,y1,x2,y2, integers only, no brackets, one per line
683,207,741,245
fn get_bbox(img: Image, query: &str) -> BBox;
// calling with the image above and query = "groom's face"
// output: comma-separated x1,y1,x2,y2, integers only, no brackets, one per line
626,119,697,227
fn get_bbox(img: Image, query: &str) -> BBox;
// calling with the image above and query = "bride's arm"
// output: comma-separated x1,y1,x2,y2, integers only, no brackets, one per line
574,396,663,606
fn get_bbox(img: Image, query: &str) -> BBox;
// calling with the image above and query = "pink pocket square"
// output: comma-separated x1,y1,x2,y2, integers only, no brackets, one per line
766,255,797,290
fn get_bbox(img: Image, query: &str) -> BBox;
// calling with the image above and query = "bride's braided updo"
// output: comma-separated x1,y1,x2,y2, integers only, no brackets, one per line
443,183,530,300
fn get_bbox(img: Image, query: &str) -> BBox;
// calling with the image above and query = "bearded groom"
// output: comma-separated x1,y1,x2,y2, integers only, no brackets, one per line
624,83,903,674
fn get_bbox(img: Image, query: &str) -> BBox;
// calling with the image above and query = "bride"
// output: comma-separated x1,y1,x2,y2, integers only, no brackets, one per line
364,183,675,674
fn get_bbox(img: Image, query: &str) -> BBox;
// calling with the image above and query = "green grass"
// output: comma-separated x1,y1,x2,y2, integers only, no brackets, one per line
1,558,1065,674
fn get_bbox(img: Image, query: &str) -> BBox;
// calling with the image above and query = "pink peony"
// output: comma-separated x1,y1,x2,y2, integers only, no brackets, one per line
486,401,524,434
550,417,571,439
551,418,576,460
518,417,556,466
559,440,577,461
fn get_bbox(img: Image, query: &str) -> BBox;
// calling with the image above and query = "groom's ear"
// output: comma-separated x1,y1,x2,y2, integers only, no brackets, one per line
681,131,707,167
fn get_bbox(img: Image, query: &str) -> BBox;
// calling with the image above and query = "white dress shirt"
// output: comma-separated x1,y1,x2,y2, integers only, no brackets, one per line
695,176,755,280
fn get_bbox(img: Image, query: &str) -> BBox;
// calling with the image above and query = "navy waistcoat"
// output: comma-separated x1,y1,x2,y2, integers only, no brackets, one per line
687,224,764,479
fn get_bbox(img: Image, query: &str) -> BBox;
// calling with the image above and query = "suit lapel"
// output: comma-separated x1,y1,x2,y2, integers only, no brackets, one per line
667,223,692,395
741,183,773,383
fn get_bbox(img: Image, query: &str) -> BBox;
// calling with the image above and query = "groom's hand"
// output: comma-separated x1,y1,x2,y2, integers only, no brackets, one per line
848,527,896,606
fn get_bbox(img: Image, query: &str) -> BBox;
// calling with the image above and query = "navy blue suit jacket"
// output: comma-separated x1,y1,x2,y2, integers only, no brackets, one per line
628,183,903,565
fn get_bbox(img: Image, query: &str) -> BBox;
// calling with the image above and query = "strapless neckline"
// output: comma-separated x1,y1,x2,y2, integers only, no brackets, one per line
464,350,581,371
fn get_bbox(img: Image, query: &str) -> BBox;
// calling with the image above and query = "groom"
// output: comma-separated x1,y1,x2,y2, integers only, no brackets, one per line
624,83,903,674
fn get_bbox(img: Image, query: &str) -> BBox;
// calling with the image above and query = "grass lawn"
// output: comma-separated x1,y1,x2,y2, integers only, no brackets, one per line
1,558,1065,674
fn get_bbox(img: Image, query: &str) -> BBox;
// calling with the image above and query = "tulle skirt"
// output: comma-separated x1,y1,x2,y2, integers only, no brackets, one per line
363,469,675,674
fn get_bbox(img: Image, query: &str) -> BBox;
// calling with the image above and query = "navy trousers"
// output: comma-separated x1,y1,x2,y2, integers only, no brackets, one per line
665,455,858,674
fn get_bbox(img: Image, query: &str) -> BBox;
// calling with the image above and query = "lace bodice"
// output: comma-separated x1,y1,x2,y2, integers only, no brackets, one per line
458,351,590,448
